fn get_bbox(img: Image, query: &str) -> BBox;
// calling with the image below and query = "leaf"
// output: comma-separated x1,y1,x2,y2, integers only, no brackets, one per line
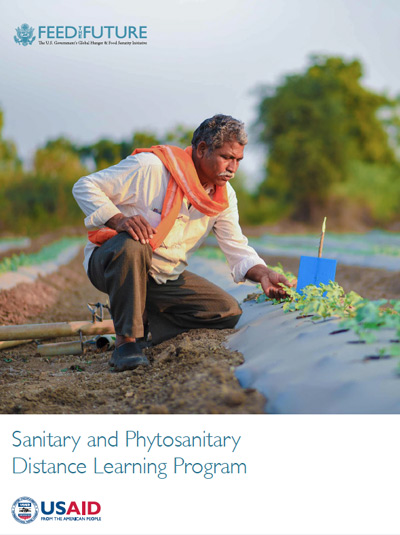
389,300,400,313
359,331,377,344
390,344,400,357
346,291,364,306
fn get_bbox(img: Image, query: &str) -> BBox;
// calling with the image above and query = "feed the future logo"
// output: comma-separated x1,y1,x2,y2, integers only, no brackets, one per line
14,24,36,46
13,23,148,46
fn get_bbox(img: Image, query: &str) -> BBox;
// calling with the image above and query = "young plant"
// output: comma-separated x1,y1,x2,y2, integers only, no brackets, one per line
246,274,400,364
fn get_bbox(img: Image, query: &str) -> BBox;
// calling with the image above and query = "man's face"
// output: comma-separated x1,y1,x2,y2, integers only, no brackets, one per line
193,140,244,187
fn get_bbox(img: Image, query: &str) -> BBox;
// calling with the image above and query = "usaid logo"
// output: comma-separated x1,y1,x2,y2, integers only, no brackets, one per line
11,497,39,524
14,23,36,46
41,500,101,516
11,497,101,523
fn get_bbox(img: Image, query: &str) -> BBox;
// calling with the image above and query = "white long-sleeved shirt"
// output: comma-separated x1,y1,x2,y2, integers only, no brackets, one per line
72,152,267,284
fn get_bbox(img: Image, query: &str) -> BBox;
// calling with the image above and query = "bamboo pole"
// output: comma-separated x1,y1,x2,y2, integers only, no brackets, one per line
36,340,84,357
0,339,33,350
318,217,327,258
0,319,115,342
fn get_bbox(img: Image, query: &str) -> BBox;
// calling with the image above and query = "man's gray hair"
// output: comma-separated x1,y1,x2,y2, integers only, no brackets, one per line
191,114,248,152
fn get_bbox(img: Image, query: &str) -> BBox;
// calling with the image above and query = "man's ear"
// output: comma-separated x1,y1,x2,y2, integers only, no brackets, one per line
195,141,208,159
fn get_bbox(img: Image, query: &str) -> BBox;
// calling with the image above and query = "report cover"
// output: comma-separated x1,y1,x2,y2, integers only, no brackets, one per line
0,1,399,534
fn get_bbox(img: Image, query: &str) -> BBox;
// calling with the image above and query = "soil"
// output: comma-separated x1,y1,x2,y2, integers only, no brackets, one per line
0,237,399,415
0,248,265,415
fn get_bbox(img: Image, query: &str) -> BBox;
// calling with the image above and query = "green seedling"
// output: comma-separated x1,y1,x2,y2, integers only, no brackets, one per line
378,347,389,358
0,237,85,274
71,365,84,372
391,344,400,357
247,274,400,368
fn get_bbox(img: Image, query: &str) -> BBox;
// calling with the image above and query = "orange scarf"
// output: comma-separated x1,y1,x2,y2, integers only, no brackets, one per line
88,145,229,250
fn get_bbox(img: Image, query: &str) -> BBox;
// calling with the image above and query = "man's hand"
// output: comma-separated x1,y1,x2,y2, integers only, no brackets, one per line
246,264,296,300
106,214,157,245
259,269,296,299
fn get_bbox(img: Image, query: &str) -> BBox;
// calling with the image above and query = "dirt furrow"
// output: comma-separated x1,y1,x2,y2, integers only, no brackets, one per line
0,248,265,414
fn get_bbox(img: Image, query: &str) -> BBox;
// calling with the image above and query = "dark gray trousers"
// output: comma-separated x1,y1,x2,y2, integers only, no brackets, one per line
88,232,242,345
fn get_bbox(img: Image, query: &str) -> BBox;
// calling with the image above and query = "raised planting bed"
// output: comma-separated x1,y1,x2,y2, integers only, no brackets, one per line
190,250,400,414
205,230,400,270
0,237,86,290
0,237,31,254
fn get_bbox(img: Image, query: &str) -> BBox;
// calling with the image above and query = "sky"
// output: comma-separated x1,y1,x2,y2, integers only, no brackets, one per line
0,0,399,188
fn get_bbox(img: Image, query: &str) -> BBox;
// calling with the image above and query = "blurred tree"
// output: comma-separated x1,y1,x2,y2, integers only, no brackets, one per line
44,137,79,154
131,130,161,150
256,55,396,222
33,136,87,181
85,138,123,170
164,124,194,148
80,126,193,170
0,108,22,179
0,108,24,231
27,137,88,226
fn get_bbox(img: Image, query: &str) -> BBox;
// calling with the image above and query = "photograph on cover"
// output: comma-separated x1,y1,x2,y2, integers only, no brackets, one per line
0,0,399,416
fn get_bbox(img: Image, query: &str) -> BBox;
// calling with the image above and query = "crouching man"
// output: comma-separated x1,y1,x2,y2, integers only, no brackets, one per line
73,114,293,372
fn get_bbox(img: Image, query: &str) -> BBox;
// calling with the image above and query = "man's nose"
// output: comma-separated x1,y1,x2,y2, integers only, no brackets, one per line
227,160,238,173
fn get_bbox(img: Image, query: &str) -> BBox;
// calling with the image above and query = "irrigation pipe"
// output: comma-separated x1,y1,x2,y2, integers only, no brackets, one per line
0,319,115,342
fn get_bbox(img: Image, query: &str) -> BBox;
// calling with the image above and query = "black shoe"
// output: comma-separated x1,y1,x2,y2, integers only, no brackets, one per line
109,342,149,372
136,337,153,350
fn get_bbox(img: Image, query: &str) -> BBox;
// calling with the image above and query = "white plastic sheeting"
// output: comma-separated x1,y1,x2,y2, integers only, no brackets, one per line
188,256,400,414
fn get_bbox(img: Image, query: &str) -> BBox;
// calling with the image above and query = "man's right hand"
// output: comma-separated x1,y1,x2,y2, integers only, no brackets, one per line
105,214,157,245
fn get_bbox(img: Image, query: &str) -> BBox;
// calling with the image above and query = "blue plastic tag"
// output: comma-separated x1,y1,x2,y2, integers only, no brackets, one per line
296,256,337,294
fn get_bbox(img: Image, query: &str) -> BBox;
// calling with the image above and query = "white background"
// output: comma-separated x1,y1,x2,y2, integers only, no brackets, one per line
1,415,400,535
